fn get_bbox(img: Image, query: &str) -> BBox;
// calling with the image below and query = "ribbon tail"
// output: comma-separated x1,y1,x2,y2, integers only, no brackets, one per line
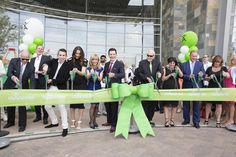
115,97,133,139
132,97,155,138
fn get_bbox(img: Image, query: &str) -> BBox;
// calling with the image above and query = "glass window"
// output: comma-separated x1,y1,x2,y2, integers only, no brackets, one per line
45,27,66,42
107,33,124,46
87,45,106,55
88,32,105,45
125,34,142,46
68,20,87,31
125,47,142,55
88,21,106,32
68,30,87,44
44,42,67,58
128,0,142,6
144,0,154,6
107,23,125,33
125,23,142,34
143,22,154,34
45,18,67,29
143,35,154,47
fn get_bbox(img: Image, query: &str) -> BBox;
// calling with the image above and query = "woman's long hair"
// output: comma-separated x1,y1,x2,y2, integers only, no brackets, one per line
72,46,85,65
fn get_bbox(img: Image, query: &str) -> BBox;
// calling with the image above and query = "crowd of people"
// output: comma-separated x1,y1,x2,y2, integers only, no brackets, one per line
0,46,236,137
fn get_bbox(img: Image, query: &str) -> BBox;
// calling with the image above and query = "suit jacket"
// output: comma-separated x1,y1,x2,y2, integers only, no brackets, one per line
31,55,51,87
47,59,70,90
181,60,205,88
138,59,162,83
4,58,35,89
103,60,125,88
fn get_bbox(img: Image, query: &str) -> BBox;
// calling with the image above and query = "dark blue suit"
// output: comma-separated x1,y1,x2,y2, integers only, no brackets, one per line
181,60,205,125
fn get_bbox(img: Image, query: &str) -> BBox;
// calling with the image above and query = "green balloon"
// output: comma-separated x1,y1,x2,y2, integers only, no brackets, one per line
189,46,198,53
185,52,190,61
28,43,37,54
181,31,198,47
33,37,44,46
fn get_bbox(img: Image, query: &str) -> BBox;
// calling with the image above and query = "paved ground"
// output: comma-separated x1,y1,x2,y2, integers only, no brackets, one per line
1,108,236,157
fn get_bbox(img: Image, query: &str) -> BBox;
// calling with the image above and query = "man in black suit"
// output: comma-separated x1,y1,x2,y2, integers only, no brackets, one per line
138,50,162,126
31,45,51,124
3,50,35,132
43,48,70,137
102,48,125,133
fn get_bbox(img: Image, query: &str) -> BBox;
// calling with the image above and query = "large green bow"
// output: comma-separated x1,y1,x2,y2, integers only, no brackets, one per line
111,83,155,139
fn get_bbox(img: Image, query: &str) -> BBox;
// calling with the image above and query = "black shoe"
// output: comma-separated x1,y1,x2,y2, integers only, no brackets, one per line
194,123,200,129
159,110,164,114
33,118,42,122
89,122,95,129
150,121,155,127
94,122,98,128
181,121,190,125
62,129,68,137
18,126,25,132
3,123,15,128
45,123,59,128
43,119,48,125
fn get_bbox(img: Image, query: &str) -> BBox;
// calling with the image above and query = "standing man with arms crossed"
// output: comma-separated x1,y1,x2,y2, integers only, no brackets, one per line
181,50,205,128
102,48,125,133
138,50,162,126
31,45,51,124
3,50,35,132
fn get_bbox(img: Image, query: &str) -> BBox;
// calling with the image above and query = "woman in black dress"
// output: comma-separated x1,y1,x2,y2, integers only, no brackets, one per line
68,46,88,129
204,55,229,127
162,57,183,127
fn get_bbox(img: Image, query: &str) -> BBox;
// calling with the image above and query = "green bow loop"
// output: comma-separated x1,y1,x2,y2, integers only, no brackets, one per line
112,83,155,139
91,73,97,82
69,71,76,81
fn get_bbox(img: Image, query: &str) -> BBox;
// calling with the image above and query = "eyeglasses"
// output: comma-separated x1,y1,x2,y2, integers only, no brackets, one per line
147,55,154,57
21,58,29,61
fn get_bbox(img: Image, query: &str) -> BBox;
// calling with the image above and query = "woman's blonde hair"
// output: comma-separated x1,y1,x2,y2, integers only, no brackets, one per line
89,54,101,69
229,53,236,68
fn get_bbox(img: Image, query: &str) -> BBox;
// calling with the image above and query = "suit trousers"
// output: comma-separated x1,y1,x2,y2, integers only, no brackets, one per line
7,106,26,127
142,101,156,122
183,101,200,124
104,102,119,127
45,86,68,129
34,79,48,120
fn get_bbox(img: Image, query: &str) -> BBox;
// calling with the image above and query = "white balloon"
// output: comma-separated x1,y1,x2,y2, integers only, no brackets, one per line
180,46,189,55
19,43,28,51
22,34,33,45
23,18,44,38
178,53,185,61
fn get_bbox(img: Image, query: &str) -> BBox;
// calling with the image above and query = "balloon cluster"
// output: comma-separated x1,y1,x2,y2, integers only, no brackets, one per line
19,18,44,56
178,31,198,63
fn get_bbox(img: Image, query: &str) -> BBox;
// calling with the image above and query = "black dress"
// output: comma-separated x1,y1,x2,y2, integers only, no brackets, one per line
206,66,228,104
68,58,88,109
162,67,179,107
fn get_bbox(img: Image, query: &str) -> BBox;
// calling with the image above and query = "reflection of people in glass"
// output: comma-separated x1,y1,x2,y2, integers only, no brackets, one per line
162,57,183,127
68,46,88,130
204,55,230,128
86,54,103,129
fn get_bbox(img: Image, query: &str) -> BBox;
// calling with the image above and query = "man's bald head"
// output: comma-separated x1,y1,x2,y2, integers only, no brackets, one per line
20,50,30,64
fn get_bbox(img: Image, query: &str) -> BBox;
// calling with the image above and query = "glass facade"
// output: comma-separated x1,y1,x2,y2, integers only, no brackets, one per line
3,0,161,66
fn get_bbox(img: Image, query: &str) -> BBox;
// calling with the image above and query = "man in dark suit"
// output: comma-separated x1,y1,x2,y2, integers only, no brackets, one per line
31,45,51,124
181,50,205,129
43,48,70,137
138,50,162,126
3,50,35,132
102,48,125,133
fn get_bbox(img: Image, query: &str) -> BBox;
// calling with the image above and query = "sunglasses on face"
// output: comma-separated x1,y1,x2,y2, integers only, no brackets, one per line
147,55,154,57
21,58,29,61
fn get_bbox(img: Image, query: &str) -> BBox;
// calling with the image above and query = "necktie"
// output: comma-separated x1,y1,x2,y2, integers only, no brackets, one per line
149,62,152,74
108,62,113,73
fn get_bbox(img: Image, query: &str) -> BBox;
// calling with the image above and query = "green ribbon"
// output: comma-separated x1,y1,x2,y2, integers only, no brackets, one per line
69,71,76,81
111,83,155,139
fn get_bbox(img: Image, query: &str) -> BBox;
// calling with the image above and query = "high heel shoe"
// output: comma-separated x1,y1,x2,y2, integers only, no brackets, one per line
71,120,76,128
170,119,175,127
94,121,98,128
165,121,170,127
89,122,95,129
216,121,221,128
204,120,209,125
76,121,82,130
